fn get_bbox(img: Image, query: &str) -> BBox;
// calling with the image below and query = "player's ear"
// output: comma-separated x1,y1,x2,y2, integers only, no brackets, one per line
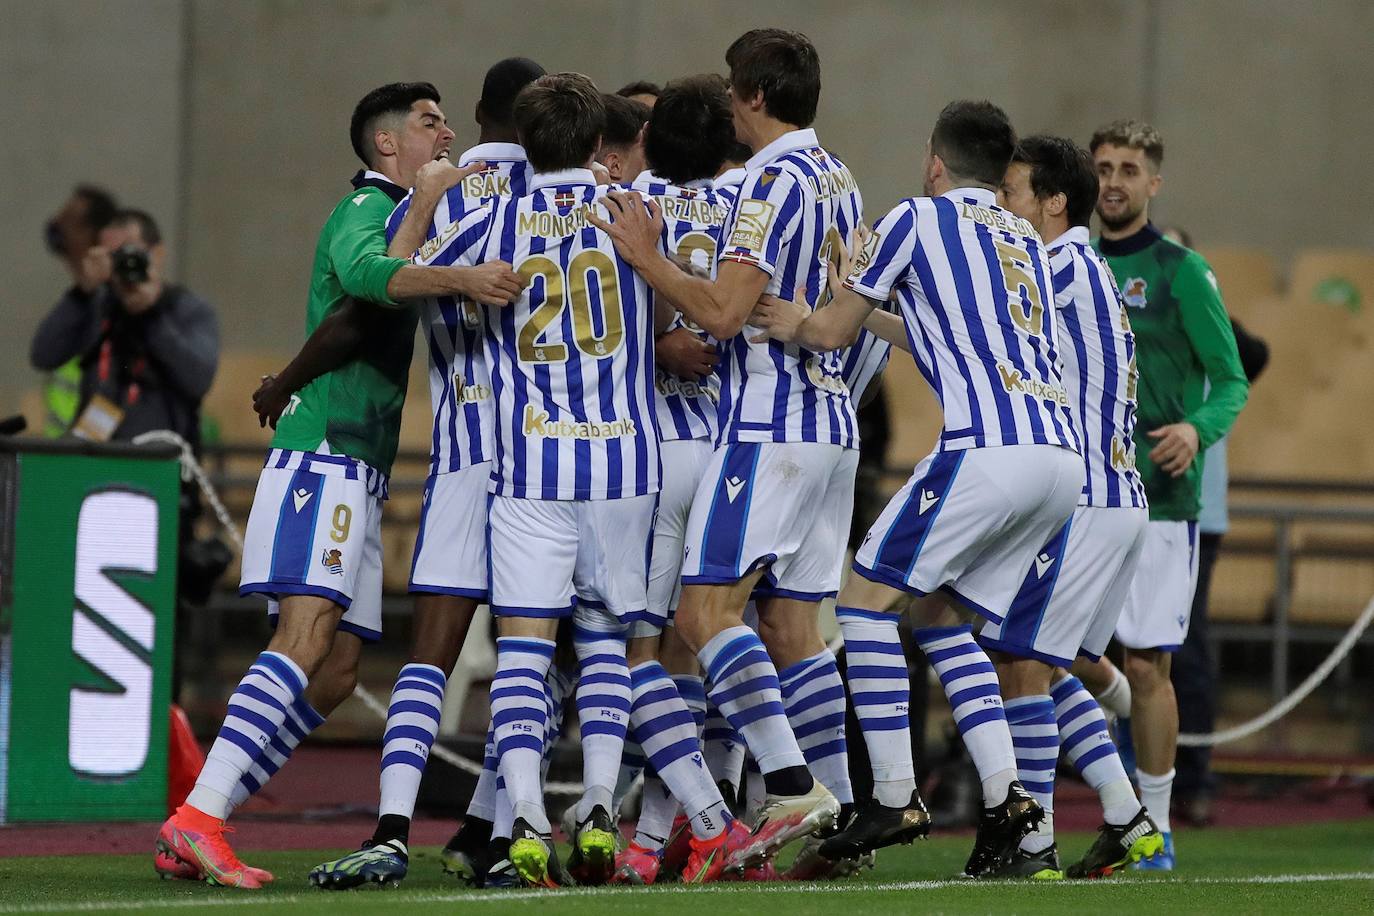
1047,191,1068,219
374,127,397,160
473,99,484,128
1147,171,1163,198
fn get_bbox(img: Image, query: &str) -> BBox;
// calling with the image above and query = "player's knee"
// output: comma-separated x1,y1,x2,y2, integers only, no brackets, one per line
1123,649,1166,691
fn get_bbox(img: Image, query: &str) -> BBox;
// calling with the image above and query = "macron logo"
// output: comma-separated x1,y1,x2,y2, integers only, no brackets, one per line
1035,552,1054,578
352,193,369,206
725,476,746,503
918,489,940,515
293,488,313,513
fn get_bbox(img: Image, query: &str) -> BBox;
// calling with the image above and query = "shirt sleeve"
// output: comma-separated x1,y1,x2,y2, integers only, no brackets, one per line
412,201,495,268
717,167,803,277
843,201,917,303
328,190,408,307
1176,253,1249,450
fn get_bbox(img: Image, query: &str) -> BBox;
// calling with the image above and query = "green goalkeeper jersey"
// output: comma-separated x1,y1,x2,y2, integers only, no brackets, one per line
1095,223,1248,521
271,172,415,477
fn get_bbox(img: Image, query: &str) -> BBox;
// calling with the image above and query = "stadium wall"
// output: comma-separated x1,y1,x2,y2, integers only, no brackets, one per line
3,0,1372,410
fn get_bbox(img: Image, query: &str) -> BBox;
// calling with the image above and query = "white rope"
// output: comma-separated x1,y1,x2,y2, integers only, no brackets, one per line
140,431,582,794
1178,593,1374,746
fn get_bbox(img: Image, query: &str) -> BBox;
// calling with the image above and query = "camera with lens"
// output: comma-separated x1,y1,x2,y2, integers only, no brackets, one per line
111,244,151,285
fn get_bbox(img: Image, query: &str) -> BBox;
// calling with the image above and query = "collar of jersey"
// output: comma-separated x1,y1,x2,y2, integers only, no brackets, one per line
530,168,597,192
633,171,713,191
352,169,408,204
1045,225,1090,249
459,142,526,165
714,167,747,189
942,186,997,206
1096,221,1162,257
746,128,820,170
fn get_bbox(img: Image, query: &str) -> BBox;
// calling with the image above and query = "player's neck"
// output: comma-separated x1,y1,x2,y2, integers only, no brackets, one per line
748,119,801,157
476,127,519,145
1100,209,1150,241
1040,217,1070,244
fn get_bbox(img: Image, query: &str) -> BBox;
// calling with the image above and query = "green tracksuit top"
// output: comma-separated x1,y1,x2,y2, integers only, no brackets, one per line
1094,223,1248,521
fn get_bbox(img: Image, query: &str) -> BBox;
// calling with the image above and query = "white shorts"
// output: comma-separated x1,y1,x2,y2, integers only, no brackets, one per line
240,450,384,641
409,463,491,598
682,442,858,601
980,506,1148,666
487,493,657,624
854,444,1083,624
636,438,714,639
1115,520,1200,651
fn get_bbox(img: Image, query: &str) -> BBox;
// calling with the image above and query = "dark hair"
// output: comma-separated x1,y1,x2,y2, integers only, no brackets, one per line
1089,119,1164,170
514,73,606,172
1163,225,1193,248
74,185,118,231
349,82,441,168
930,100,1016,186
601,93,650,148
725,28,820,127
1011,135,1099,228
644,75,734,184
617,80,660,100
724,140,752,165
479,57,546,127
110,208,162,246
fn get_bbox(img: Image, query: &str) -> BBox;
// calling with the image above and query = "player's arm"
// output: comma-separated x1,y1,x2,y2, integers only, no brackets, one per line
251,297,380,428
862,308,909,353
334,192,522,306
751,263,878,350
589,191,775,341
384,159,479,259
1177,256,1249,447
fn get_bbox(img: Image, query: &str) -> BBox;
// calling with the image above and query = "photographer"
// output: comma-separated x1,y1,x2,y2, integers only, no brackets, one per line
30,208,219,448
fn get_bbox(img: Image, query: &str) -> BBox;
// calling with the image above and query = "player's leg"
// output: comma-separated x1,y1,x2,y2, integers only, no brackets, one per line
1114,520,1199,870
755,448,858,823
486,495,578,887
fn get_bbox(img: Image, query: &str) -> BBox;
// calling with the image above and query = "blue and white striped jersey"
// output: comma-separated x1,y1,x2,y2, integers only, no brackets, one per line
716,129,862,449
713,167,747,207
631,170,730,442
1047,227,1147,509
840,323,891,407
845,187,1080,453
418,168,660,500
386,146,533,475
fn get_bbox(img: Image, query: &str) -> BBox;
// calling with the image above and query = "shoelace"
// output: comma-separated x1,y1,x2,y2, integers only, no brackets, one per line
197,824,249,874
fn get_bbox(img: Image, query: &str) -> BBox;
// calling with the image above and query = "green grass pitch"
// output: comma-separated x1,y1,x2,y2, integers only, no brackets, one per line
0,821,1370,915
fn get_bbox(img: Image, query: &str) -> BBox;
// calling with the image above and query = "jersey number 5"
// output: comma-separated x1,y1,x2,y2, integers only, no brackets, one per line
517,251,625,363
993,239,1045,336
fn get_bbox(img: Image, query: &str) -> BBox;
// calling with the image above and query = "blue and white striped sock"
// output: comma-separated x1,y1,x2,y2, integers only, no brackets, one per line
230,695,323,811
674,674,708,736
699,626,806,775
1052,676,1142,826
779,650,853,805
543,666,572,782
379,663,446,820
1006,695,1058,853
188,650,307,820
493,775,514,839
631,662,728,842
915,625,1017,807
702,701,745,797
614,737,646,817
466,719,499,823
491,637,554,831
836,606,914,807
573,622,631,821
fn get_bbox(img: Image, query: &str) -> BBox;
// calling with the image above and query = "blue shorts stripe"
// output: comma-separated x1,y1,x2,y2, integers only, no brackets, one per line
699,442,761,578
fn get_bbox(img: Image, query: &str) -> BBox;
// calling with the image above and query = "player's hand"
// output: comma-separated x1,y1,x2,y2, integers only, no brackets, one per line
415,159,483,198
586,191,664,269
749,291,810,344
78,246,112,294
1147,422,1200,477
655,327,717,381
252,373,293,429
454,261,526,307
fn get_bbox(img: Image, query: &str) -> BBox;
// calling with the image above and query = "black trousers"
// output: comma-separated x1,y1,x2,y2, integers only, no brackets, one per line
1172,532,1222,800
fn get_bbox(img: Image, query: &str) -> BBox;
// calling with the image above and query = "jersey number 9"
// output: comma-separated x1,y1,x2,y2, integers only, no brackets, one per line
517,251,625,363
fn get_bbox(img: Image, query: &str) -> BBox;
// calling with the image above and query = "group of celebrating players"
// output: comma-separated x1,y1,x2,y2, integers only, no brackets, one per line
153,25,1248,891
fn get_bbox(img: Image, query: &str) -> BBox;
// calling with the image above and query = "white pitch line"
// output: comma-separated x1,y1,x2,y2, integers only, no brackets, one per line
1,871,1372,914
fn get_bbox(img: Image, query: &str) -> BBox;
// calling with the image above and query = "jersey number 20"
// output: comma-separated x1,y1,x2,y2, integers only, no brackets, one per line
517,251,625,363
